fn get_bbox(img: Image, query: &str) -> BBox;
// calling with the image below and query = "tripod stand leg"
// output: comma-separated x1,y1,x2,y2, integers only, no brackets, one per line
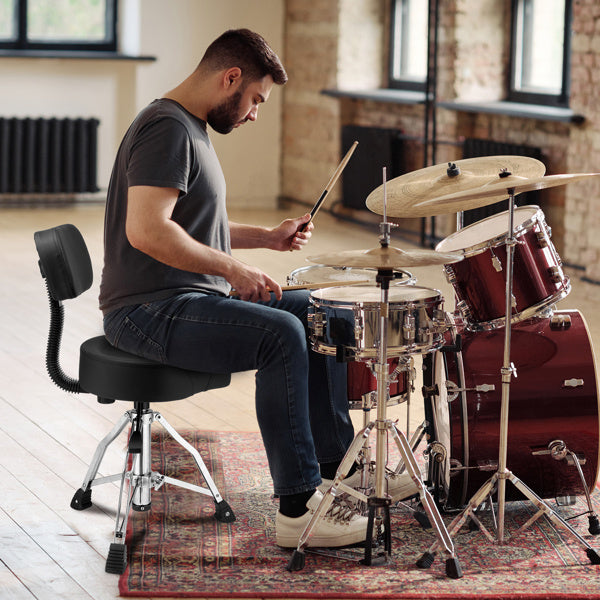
287,424,374,572
508,472,600,563
388,425,462,578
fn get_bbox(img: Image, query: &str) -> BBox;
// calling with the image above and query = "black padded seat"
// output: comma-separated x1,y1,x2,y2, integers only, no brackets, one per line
34,223,235,576
80,335,230,403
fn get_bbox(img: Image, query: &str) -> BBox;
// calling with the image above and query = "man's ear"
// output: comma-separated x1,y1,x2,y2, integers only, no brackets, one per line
223,67,242,89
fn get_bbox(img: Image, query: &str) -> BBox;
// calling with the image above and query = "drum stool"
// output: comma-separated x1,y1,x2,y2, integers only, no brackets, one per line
34,224,234,575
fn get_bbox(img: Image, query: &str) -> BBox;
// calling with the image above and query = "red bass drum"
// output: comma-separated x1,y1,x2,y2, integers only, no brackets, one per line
432,309,599,509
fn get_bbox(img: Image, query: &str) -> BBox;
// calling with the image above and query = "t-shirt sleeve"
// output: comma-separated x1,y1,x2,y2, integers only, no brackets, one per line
126,117,192,193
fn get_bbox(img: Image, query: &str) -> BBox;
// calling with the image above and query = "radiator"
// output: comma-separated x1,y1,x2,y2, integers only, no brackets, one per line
461,137,544,226
0,117,99,194
341,125,405,210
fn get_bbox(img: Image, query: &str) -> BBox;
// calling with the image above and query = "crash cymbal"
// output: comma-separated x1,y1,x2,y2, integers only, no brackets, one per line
365,155,546,218
415,172,600,214
307,246,463,268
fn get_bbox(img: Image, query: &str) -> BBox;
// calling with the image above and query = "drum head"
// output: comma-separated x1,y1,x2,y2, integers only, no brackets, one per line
310,285,440,304
436,205,540,253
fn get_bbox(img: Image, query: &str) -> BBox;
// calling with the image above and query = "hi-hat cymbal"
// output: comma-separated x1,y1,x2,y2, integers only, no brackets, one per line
366,155,546,218
414,172,600,213
307,246,463,269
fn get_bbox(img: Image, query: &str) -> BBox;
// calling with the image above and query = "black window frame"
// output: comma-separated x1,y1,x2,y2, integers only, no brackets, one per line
508,0,573,108
0,0,118,52
388,0,428,92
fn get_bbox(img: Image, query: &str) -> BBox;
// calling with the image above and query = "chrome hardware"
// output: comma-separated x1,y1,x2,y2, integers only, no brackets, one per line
445,380,496,402
426,441,447,464
548,266,564,284
535,230,549,248
532,439,587,466
443,265,457,285
433,309,448,333
307,311,324,336
551,313,571,329
490,248,502,272
456,300,472,321
403,314,416,342
564,378,584,388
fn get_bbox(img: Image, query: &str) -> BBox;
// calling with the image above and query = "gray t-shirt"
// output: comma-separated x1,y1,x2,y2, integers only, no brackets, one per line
99,98,231,314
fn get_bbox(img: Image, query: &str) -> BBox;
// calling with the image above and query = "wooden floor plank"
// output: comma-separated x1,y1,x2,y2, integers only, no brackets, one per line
0,503,96,600
3,203,600,600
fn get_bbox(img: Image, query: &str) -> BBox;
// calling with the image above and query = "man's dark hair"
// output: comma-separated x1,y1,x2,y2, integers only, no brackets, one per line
200,29,287,85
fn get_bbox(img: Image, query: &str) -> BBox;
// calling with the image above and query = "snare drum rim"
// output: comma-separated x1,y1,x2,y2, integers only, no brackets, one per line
309,284,443,308
435,205,545,259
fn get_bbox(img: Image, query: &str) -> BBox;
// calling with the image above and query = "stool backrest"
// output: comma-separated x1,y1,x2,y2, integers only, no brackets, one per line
34,224,93,301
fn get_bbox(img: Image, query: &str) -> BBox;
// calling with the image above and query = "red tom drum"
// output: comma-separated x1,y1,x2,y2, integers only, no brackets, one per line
436,206,570,331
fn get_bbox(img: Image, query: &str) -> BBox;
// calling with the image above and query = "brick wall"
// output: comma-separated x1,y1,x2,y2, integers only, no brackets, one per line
281,0,600,278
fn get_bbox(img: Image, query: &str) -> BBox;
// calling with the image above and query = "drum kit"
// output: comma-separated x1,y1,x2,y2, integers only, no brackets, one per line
285,155,600,578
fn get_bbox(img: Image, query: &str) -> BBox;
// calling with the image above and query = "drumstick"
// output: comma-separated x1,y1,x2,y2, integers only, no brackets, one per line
229,278,370,297
300,141,359,232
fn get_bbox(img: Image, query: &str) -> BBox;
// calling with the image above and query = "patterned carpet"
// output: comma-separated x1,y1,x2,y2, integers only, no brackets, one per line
119,430,600,598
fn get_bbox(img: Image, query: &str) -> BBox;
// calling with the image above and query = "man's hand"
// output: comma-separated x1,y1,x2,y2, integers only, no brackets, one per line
228,262,282,302
268,213,314,252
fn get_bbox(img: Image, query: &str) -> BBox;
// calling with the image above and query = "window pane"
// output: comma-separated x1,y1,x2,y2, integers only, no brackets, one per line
27,0,108,42
515,0,565,94
392,0,428,82
0,0,17,40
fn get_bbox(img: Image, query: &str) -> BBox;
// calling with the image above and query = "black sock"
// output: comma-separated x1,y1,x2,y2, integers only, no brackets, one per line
279,489,315,518
319,460,357,480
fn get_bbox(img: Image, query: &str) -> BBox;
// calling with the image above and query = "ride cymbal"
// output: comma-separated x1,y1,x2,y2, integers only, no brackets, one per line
414,172,600,214
307,246,463,268
365,155,546,218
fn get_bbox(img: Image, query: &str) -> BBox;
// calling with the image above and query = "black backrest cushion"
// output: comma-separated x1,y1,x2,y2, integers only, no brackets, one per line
34,224,93,300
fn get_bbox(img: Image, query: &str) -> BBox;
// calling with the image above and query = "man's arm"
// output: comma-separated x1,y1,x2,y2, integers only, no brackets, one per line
229,213,313,251
125,185,281,301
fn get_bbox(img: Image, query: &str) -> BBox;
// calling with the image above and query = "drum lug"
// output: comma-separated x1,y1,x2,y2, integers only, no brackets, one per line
403,314,416,342
443,265,456,285
455,300,472,322
307,311,325,337
536,229,549,248
548,265,564,284
550,313,571,329
490,248,502,272
433,309,448,333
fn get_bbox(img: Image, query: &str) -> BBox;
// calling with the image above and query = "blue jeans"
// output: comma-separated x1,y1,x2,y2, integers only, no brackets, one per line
103,290,354,496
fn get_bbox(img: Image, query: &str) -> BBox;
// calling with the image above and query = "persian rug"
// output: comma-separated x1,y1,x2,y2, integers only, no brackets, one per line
119,430,600,598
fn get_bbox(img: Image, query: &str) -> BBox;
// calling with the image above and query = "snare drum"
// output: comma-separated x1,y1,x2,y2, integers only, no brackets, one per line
287,264,415,287
309,285,446,359
428,310,599,508
435,206,570,330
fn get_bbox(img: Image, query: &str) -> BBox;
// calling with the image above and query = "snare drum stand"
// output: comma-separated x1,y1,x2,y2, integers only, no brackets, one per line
287,221,463,578
418,189,600,568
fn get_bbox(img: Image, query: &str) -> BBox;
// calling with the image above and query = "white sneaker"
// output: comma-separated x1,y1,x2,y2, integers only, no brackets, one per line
275,490,370,548
319,468,420,503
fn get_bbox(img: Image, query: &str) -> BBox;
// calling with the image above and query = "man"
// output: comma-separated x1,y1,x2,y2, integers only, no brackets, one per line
99,28,369,548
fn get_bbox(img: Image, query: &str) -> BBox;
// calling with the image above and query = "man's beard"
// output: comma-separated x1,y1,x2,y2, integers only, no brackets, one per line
207,91,244,134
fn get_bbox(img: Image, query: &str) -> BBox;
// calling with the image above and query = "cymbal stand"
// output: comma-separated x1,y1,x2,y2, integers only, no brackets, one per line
287,216,462,578
418,189,600,568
